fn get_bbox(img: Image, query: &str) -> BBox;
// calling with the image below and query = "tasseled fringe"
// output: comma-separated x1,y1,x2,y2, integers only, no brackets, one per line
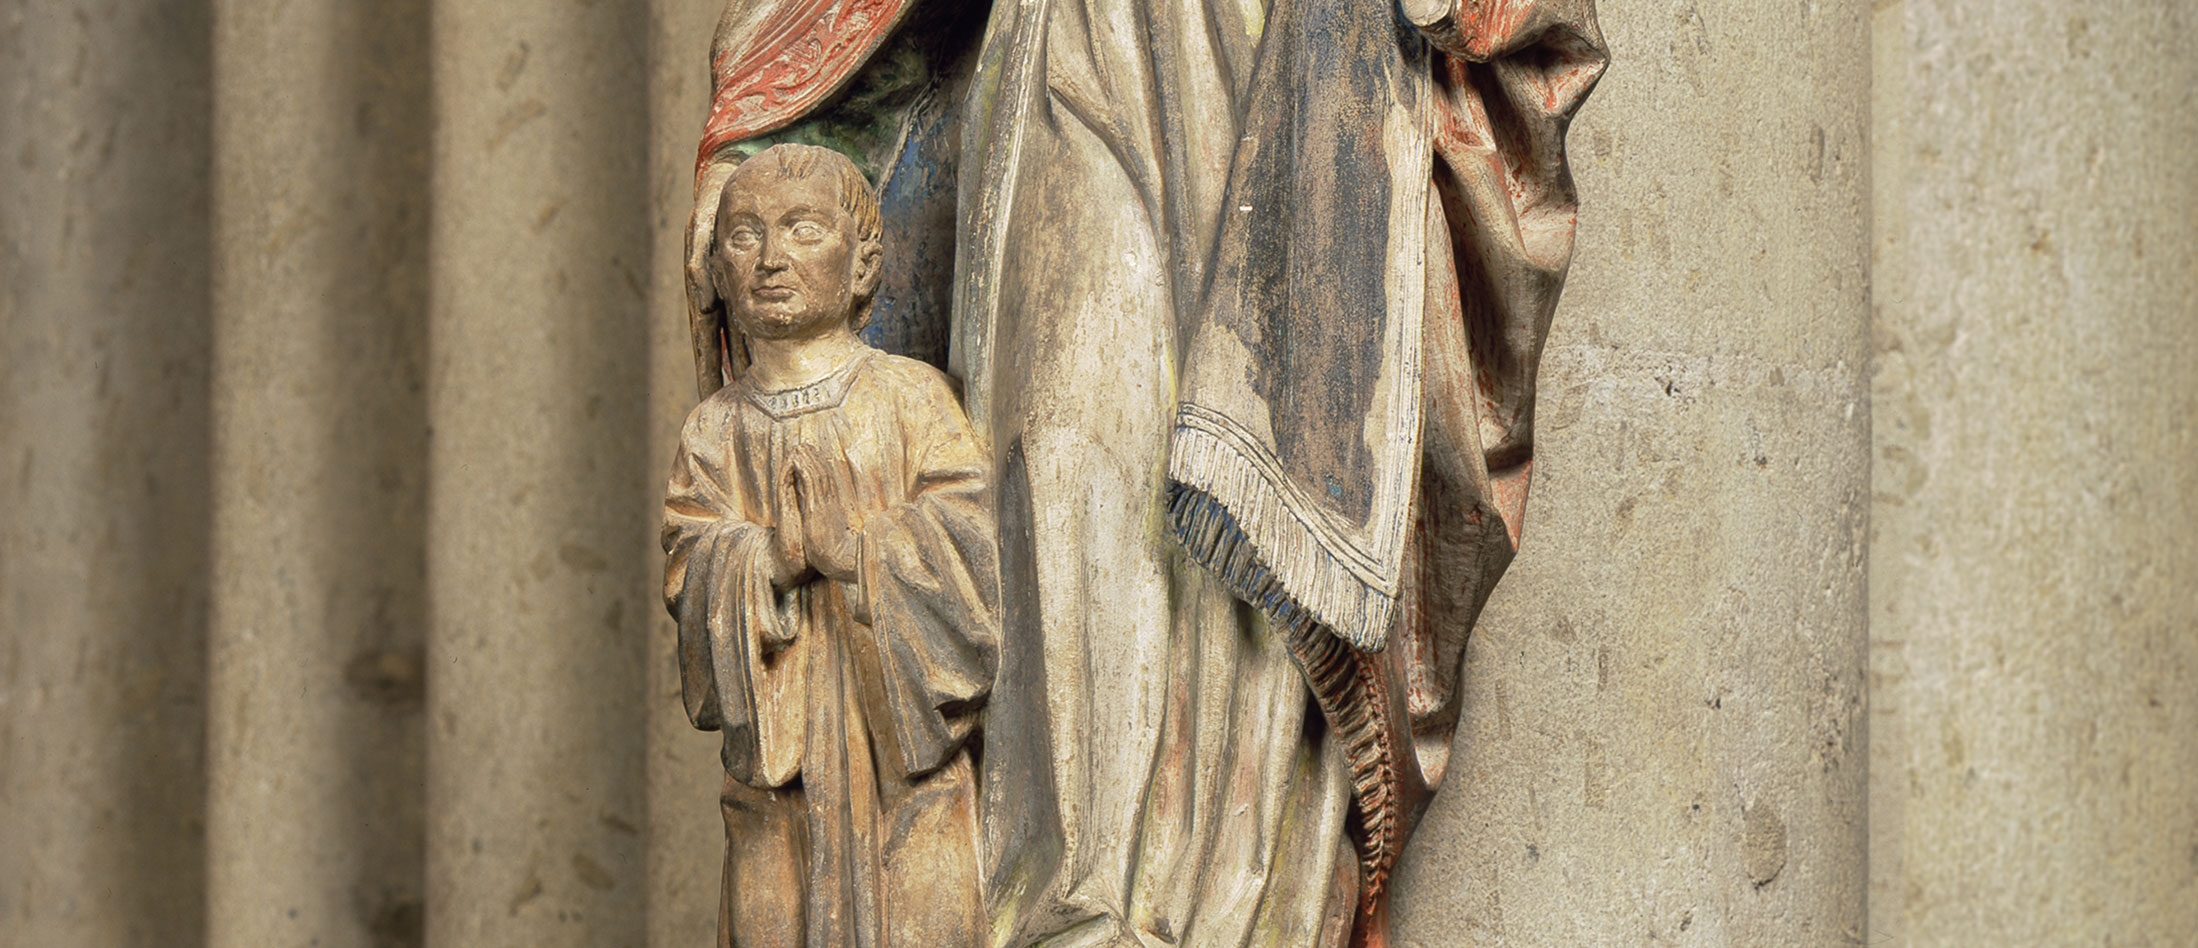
1165,480,1407,903
1164,421,1398,651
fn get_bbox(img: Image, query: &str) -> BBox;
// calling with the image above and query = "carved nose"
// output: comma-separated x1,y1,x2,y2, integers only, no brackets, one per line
757,238,790,271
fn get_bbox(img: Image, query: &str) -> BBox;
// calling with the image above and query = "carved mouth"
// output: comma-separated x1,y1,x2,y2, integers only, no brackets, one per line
751,286,798,302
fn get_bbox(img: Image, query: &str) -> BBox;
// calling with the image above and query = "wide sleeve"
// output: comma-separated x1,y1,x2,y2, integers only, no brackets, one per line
1418,0,1608,486
662,403,807,787
1399,0,1608,790
694,0,917,182
852,376,1002,779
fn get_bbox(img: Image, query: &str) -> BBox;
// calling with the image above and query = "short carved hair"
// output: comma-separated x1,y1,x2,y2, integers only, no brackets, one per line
718,143,884,327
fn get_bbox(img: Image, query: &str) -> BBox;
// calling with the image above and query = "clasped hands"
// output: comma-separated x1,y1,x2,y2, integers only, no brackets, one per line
763,449,863,593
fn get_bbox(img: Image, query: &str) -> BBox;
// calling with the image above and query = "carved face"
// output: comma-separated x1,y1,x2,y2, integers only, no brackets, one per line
712,168,873,342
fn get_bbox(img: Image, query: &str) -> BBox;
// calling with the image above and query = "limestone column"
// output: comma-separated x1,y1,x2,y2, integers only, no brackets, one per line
1869,3,2198,943
0,2,213,944
203,0,431,944
1391,2,1873,944
424,0,654,944
643,1,731,944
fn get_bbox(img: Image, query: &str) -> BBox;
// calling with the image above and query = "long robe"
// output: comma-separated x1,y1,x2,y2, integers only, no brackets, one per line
663,346,1002,948
689,2,1605,945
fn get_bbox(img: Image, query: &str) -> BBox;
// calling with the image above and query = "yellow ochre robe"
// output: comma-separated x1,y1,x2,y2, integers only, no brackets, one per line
664,346,1000,948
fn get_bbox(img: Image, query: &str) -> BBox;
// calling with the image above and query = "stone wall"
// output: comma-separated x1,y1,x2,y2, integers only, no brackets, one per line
1,1,2192,945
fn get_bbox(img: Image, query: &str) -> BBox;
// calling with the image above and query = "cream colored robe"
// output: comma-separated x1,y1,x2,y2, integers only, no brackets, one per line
664,347,1001,948
952,3,1606,946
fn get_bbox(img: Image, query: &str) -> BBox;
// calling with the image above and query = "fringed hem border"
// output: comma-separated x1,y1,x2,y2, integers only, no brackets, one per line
1162,481,1408,907
1165,414,1397,651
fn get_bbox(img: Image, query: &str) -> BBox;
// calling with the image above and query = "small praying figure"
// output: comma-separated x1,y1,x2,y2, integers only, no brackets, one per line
662,143,999,948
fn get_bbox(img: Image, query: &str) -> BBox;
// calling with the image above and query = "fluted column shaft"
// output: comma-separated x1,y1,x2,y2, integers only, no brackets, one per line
204,0,432,944
424,0,654,944
0,2,213,943
1393,2,1873,944
642,0,731,944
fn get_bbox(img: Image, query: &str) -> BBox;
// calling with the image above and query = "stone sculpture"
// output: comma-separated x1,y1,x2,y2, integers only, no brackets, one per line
663,143,1000,948
674,2,1606,946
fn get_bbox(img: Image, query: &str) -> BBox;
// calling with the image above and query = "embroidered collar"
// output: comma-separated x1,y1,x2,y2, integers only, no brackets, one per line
740,347,872,419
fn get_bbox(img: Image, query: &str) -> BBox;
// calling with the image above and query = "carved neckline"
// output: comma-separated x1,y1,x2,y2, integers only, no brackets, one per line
740,347,874,420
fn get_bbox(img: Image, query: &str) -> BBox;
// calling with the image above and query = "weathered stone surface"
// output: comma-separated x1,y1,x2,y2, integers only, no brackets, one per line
0,2,213,943
1868,3,2198,944
1390,1,1873,943
424,1,654,944
645,2,731,945
204,0,431,945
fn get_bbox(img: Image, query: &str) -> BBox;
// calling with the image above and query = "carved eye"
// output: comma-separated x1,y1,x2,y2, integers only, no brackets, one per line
789,220,828,243
725,225,761,250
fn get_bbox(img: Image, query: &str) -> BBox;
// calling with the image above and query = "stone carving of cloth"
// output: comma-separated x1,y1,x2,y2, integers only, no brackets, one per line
690,1,1605,944
663,347,1002,948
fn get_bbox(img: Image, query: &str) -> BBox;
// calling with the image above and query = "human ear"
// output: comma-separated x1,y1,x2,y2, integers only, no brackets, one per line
853,238,883,298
